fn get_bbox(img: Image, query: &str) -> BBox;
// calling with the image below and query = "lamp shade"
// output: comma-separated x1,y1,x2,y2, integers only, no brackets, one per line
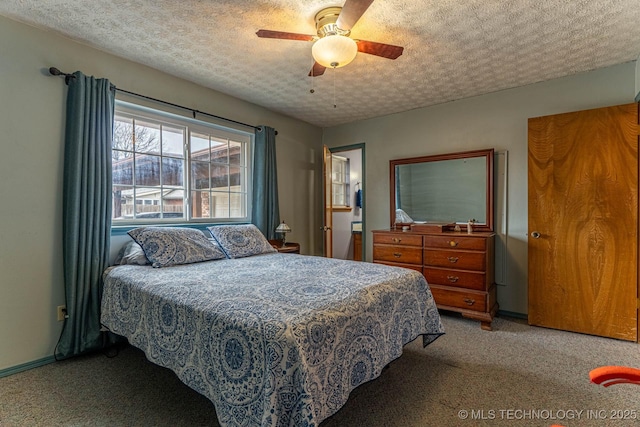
312,35,358,68
275,221,291,233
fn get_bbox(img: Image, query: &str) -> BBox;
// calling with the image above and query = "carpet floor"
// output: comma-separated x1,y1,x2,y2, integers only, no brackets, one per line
1,314,639,426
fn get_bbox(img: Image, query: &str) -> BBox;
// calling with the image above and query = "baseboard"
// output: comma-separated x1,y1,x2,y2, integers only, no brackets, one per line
498,310,527,320
0,355,56,378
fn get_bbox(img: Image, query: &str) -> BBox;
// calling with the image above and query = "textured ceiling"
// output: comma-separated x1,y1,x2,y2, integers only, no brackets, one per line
2,1,640,128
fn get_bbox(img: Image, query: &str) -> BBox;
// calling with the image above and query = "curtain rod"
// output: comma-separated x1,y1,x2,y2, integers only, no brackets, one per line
48,67,276,135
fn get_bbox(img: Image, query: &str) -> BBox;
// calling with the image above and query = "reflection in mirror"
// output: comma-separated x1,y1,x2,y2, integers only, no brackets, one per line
390,149,494,232
396,157,487,223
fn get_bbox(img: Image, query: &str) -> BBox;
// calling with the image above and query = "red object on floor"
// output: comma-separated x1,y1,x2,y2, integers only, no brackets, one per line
551,366,640,427
589,366,640,387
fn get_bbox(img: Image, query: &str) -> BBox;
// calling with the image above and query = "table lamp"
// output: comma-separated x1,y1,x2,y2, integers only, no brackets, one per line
275,221,291,245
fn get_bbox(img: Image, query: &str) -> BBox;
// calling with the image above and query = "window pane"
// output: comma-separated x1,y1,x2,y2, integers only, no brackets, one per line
229,166,242,187
112,185,131,220
211,137,229,164
211,164,229,189
161,188,184,219
135,154,161,186
332,157,346,183
113,117,134,152
229,141,242,165
162,157,183,186
191,161,210,190
211,137,228,164
162,126,184,157
112,152,133,185
134,188,161,217
333,184,345,206
229,192,244,218
191,190,210,218
134,120,161,154
191,133,209,161
210,192,230,218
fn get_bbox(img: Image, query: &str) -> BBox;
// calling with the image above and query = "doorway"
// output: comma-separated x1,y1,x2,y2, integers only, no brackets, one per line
324,144,365,260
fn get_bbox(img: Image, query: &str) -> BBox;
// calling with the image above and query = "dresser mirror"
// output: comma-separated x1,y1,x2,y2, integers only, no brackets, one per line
390,148,494,232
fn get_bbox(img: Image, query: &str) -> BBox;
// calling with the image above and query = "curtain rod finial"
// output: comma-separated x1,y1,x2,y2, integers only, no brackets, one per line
49,67,62,76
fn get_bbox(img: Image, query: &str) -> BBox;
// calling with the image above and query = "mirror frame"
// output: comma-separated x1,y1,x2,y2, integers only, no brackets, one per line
389,148,494,232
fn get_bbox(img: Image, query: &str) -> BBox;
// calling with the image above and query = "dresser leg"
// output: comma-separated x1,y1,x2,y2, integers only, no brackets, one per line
480,320,492,331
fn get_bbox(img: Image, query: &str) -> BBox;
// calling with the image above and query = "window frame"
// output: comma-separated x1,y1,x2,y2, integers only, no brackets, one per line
111,100,253,228
331,154,350,209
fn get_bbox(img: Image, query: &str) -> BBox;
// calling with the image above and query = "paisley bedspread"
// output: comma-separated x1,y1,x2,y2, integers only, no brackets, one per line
101,253,444,427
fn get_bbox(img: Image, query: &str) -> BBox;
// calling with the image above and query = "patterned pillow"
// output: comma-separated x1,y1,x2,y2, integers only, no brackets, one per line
207,224,277,259
128,227,227,268
114,241,150,265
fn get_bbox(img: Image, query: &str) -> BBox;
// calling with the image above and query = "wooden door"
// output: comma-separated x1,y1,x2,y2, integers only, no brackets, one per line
322,145,333,257
528,103,638,341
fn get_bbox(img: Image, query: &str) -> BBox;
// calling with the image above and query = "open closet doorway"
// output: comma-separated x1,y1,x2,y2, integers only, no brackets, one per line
325,144,365,261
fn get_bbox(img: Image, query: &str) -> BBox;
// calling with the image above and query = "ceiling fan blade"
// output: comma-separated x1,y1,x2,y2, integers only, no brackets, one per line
308,62,327,77
336,0,374,31
357,40,404,59
256,29,315,41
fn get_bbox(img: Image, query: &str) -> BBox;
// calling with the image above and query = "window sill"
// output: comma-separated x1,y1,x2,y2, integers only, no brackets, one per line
332,206,352,212
110,221,250,236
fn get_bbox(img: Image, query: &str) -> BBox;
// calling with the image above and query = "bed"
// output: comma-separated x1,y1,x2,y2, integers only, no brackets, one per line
101,226,444,427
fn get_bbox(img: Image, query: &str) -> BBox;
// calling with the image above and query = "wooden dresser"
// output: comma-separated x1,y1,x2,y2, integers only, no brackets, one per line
372,229,497,330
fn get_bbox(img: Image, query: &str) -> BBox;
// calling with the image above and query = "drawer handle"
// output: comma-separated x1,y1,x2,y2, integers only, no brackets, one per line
393,238,401,243
393,252,402,258
447,275,459,283
463,298,475,306
447,256,459,263
448,240,458,247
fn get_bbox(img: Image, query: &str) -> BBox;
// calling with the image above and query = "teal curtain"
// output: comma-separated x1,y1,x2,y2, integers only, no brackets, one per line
251,126,280,239
57,71,115,358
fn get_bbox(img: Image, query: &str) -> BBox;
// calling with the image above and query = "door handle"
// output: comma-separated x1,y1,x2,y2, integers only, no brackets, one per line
321,226,332,231
531,231,541,239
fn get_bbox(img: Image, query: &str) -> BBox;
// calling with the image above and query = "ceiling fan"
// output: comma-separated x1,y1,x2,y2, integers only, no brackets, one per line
256,0,404,77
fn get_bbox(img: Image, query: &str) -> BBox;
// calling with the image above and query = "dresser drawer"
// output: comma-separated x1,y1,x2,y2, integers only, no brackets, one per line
373,233,423,246
424,249,485,271
423,267,486,291
374,245,422,265
430,286,487,312
424,235,486,251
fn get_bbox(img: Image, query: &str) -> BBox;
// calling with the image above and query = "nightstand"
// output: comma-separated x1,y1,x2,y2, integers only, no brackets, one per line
268,240,300,254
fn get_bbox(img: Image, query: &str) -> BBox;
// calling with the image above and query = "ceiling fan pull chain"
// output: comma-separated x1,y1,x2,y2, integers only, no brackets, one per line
310,58,315,94
333,66,337,108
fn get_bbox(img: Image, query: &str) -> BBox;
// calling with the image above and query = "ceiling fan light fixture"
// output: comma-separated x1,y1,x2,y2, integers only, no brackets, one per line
312,34,358,68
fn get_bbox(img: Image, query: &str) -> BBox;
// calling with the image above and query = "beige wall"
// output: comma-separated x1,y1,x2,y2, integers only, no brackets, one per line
0,15,322,371
323,61,637,315
636,54,640,100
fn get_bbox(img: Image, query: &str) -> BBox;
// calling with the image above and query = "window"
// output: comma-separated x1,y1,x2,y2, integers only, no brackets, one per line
331,155,350,207
111,102,251,224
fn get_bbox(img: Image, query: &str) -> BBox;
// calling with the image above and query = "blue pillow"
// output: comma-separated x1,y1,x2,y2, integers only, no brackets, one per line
128,227,227,268
207,224,277,259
